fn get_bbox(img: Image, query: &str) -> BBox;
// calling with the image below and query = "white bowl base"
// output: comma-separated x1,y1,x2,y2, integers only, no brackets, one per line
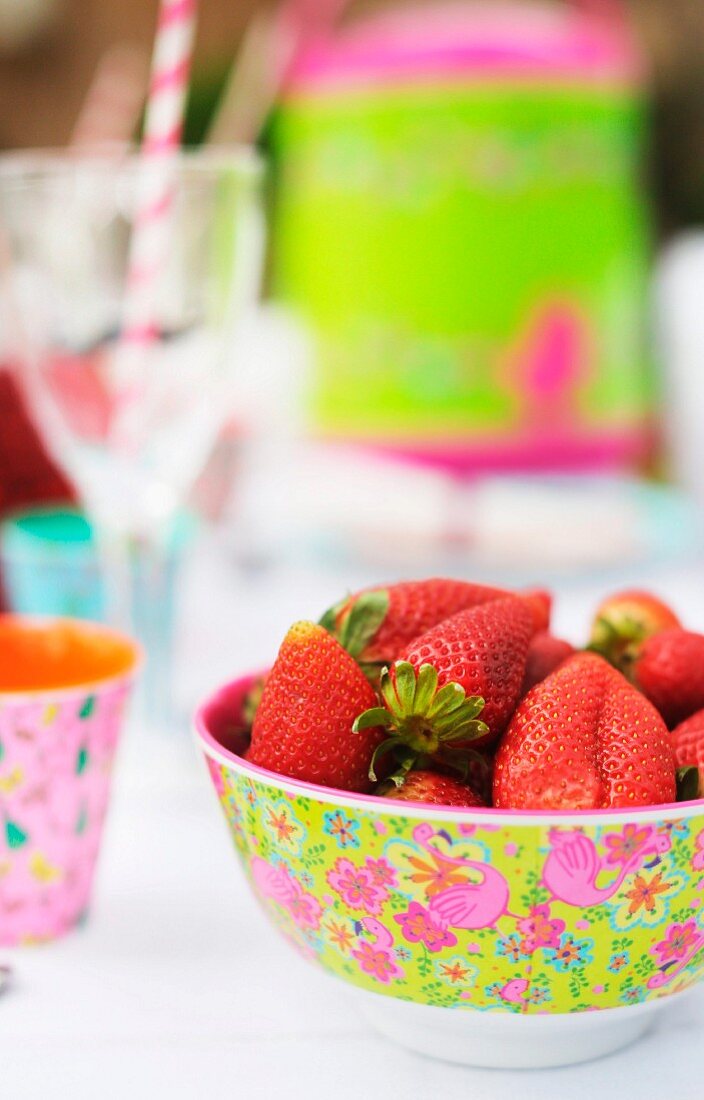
355,990,662,1069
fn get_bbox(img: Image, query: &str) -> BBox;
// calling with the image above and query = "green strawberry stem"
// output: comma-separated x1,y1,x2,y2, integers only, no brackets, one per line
320,590,389,662
588,615,646,670
243,677,266,726
370,743,417,788
354,660,488,769
676,766,700,803
433,746,475,782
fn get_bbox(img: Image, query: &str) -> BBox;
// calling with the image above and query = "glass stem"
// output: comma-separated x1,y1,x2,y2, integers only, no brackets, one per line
97,529,135,635
129,534,178,732
97,527,179,733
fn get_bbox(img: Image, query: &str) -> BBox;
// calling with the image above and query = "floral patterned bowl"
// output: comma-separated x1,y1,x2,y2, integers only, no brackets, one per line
196,675,704,1068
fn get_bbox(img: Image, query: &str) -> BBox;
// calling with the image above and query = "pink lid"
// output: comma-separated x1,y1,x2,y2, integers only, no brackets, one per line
286,2,642,94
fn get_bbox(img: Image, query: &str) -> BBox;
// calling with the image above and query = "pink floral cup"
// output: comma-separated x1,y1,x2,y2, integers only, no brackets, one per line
0,616,139,945
196,674,704,1069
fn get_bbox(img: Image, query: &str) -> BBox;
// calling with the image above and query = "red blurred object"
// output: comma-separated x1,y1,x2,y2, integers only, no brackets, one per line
0,365,77,608
44,350,112,442
0,365,76,516
0,367,71,608
522,633,576,694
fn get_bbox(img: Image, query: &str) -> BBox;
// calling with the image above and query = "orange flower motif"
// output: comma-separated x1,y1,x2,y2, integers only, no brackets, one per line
405,851,469,897
625,871,672,916
439,961,471,984
266,807,297,843
325,919,354,953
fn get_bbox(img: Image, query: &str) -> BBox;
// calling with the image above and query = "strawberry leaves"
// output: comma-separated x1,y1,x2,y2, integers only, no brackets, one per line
353,660,488,783
588,614,646,668
676,766,700,803
320,590,389,661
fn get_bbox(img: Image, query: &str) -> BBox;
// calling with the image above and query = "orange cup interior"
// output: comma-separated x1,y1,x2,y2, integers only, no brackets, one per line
0,615,139,692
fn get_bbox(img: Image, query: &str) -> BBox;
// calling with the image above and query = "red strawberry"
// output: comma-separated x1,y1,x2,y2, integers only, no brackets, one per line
522,633,575,694
521,588,552,633
354,596,537,765
631,630,704,728
401,596,536,742
589,589,680,668
320,578,510,669
669,712,704,797
379,769,485,808
246,622,384,792
419,749,494,804
493,652,676,810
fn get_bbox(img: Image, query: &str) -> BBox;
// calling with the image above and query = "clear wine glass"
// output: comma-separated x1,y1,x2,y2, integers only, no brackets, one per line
0,147,265,727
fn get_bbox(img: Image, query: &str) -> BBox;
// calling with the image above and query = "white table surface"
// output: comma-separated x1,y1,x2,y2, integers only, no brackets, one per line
2,540,703,1100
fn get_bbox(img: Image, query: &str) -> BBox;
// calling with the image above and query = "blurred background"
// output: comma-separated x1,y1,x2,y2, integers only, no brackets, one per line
2,0,704,725
3,0,704,230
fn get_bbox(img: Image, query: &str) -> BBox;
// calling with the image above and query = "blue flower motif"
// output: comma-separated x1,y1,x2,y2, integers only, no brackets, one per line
608,949,630,973
496,934,528,962
224,795,243,825
394,946,412,960
323,809,361,849
528,986,552,1006
269,852,294,875
544,935,595,972
242,779,259,806
621,986,645,1005
300,927,323,952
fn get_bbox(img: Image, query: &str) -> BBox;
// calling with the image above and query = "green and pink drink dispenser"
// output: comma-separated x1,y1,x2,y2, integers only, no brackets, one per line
270,1,653,473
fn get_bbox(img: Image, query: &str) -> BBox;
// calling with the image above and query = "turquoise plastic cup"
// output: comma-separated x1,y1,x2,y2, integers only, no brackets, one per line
0,508,194,727
0,509,104,620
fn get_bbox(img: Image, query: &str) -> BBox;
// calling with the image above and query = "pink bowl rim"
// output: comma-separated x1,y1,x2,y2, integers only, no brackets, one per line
0,614,142,703
195,675,704,828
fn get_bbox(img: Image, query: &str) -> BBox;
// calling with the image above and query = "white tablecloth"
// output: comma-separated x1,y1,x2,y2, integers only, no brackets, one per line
3,542,703,1099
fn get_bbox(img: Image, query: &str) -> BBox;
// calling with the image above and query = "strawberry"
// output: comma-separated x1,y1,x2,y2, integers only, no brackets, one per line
493,652,676,810
245,622,384,792
521,633,575,694
414,749,494,803
379,769,485,808
522,588,552,633
354,596,536,768
669,712,704,798
589,589,680,668
320,578,510,672
630,630,704,728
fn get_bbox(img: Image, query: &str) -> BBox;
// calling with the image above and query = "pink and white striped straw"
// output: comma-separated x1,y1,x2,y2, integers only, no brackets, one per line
113,0,197,441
